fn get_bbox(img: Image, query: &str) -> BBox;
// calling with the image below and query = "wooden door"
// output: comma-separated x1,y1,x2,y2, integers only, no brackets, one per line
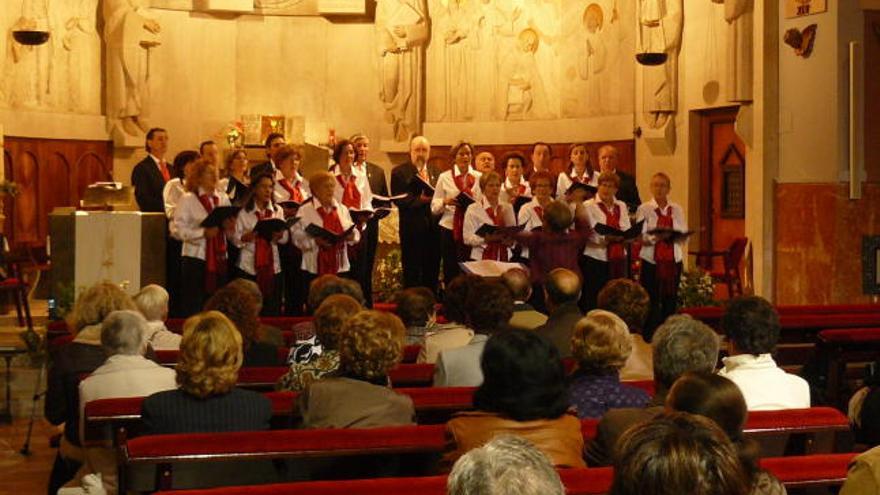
698,107,746,274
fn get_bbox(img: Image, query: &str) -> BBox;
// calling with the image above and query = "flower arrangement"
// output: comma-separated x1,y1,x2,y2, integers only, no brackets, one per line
374,245,404,303
225,121,245,148
678,268,719,308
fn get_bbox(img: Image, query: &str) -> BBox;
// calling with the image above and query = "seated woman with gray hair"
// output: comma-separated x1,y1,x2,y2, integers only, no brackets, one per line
448,435,565,495
76,310,178,493
568,310,650,419
133,284,182,350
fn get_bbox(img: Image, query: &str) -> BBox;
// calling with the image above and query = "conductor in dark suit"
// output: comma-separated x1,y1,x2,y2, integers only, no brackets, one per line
352,134,388,307
391,136,441,293
131,128,171,212
248,132,286,182
598,144,641,214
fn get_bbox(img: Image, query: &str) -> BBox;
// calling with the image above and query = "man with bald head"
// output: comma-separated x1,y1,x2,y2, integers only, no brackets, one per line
597,144,641,213
533,268,583,358
391,136,442,291
501,268,547,330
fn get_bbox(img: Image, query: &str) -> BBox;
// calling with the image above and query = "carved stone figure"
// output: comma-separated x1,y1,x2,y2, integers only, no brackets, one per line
3,0,51,109
103,0,162,137
638,0,682,128
575,3,608,116
496,28,551,120
51,0,101,113
442,0,477,121
473,0,518,120
376,0,430,141
522,0,560,117
712,0,753,102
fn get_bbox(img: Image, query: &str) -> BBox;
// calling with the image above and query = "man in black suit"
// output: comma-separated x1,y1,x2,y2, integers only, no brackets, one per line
249,132,286,181
598,144,641,214
391,136,441,293
131,128,170,212
352,134,388,307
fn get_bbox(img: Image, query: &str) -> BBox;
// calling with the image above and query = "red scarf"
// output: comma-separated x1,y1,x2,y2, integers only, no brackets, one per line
599,202,626,278
534,205,544,222
279,179,303,203
482,205,508,262
654,206,677,296
254,207,275,296
337,174,361,209
452,171,476,243
316,206,344,275
569,168,593,184
197,193,227,293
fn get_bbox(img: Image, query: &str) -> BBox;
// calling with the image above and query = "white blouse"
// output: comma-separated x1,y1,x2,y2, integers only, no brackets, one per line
499,177,532,206
173,188,232,260
233,202,289,275
582,197,631,262
636,198,687,264
555,168,598,198
431,167,482,230
163,178,186,240
516,197,547,259
330,164,373,211
273,172,310,204
292,199,361,274
463,197,516,261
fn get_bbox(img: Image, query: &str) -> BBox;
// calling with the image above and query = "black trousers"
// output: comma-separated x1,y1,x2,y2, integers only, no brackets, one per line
580,255,609,312
400,217,441,293
640,260,683,341
180,256,226,317
232,268,283,316
166,238,183,317
280,244,306,315
362,219,381,307
439,227,464,286
347,237,371,308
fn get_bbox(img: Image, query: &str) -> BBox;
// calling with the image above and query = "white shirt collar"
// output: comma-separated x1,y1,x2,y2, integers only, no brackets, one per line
721,353,778,371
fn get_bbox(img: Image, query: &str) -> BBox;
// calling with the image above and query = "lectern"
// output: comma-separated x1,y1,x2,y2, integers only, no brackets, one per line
49,210,166,295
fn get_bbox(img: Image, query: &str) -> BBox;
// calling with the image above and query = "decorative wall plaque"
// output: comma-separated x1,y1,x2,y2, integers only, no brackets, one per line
785,0,826,19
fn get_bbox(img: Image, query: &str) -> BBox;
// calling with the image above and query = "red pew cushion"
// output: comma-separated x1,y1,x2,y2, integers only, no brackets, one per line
744,407,848,433
760,453,856,486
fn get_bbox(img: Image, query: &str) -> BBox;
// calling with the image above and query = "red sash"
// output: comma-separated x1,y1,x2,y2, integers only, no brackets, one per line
254,208,275,296
482,205,508,262
534,205,544,223
599,202,626,278
336,174,361,210
452,172,476,243
197,194,227,293
158,159,170,183
654,207,677,296
279,179,304,203
316,206,344,275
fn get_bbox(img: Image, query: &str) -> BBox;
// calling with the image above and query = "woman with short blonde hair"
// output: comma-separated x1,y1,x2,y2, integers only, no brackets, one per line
299,310,415,428
567,310,650,419
142,311,272,434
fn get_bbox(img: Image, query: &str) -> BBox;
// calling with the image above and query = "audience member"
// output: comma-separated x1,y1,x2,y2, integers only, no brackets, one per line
586,314,719,466
609,412,749,495
299,311,415,428
77,311,177,494
718,296,810,410
394,287,438,344
443,329,585,469
596,279,653,381
447,435,565,495
288,275,365,363
501,267,548,330
225,278,284,346
47,282,138,495
204,285,280,367
840,445,880,495
568,310,650,419
419,274,479,364
667,372,787,495
276,294,362,392
133,284,181,350
142,311,272,434
434,280,514,386
534,268,583,359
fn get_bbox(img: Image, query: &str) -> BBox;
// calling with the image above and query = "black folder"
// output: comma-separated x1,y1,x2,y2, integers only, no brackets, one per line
565,182,598,196
371,194,407,209
410,175,435,196
305,224,356,244
646,227,694,242
278,200,303,210
594,220,644,241
254,218,298,240
200,206,240,228
455,192,476,208
513,195,534,212
475,224,525,238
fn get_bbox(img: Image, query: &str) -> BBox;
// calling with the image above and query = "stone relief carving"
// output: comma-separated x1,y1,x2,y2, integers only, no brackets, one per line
376,0,430,141
2,0,51,109
712,0,752,102
103,0,162,137
638,0,682,129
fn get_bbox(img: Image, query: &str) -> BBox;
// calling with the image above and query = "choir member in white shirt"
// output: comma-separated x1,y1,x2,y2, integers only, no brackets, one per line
329,139,373,298
272,145,310,315
218,149,249,205
499,152,532,212
292,171,360,287
581,171,631,311
463,171,516,261
173,159,234,316
162,150,199,317
431,141,482,283
233,173,288,316
637,172,688,336
556,143,598,200
516,170,554,262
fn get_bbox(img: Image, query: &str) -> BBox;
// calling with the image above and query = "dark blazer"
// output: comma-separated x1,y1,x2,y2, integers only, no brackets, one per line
225,176,248,205
362,162,388,305
131,156,167,213
45,341,107,445
142,388,272,434
243,341,281,367
364,162,389,198
390,161,440,224
249,161,275,182
391,161,442,289
615,170,641,214
534,302,583,359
